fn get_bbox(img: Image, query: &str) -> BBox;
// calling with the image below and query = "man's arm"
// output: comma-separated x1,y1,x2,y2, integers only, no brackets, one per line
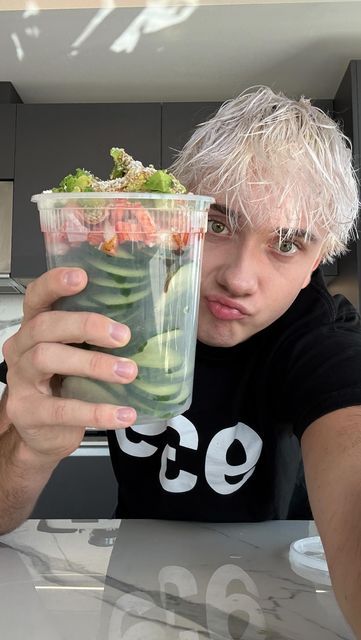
0,388,58,535
302,406,361,639
0,267,137,536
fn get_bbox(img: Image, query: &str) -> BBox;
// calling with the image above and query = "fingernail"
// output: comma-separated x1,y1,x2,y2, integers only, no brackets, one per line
63,270,83,287
116,407,135,423
109,322,129,344
113,360,135,378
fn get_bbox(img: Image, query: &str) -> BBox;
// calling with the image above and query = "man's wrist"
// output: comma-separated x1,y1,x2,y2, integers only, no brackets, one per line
1,388,61,473
4,425,59,476
0,386,11,435
0,422,58,536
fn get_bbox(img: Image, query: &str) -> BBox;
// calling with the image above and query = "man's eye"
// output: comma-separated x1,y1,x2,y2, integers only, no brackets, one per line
276,240,299,255
207,219,229,235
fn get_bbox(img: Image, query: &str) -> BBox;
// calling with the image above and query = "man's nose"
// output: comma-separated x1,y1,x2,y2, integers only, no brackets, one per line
217,243,259,297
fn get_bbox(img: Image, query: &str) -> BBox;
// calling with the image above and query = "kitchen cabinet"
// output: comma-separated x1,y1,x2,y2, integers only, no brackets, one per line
0,81,22,104
12,103,161,284
0,82,21,180
30,444,118,519
0,105,17,179
331,61,361,309
161,101,221,169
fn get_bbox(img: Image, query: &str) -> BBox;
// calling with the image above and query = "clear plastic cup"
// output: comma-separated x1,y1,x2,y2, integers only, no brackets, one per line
32,192,213,425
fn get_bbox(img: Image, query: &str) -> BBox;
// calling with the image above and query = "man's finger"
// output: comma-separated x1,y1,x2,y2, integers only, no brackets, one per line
23,268,88,322
16,310,130,356
19,342,137,385
31,396,137,430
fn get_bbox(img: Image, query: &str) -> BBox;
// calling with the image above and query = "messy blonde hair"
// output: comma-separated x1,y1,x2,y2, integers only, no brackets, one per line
170,86,359,263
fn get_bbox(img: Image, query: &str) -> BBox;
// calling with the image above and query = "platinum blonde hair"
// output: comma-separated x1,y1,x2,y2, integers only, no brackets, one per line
170,86,359,263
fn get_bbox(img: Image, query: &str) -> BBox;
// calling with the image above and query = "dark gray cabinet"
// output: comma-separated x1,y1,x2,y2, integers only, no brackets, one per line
310,99,338,281
0,105,17,179
331,61,361,309
0,81,22,104
31,447,118,519
12,103,162,283
161,102,221,169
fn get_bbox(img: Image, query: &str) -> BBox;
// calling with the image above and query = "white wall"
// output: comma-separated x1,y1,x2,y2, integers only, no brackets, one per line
0,294,24,392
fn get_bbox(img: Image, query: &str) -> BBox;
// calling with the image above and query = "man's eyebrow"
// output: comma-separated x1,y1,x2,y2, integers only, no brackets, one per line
210,206,319,243
209,203,234,217
277,228,318,243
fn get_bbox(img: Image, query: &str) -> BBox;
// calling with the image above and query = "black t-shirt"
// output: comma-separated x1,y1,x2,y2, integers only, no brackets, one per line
108,268,361,521
2,268,361,521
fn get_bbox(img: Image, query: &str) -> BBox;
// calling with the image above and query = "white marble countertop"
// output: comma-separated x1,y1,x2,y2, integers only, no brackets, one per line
0,519,354,640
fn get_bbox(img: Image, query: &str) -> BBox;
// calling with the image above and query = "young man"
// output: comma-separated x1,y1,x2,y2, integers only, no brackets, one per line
0,86,361,635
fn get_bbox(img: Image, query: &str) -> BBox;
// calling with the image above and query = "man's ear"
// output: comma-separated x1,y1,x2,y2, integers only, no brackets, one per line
301,255,323,289
312,255,323,272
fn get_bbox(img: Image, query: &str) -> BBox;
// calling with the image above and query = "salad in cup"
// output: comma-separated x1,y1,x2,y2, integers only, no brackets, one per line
32,148,213,424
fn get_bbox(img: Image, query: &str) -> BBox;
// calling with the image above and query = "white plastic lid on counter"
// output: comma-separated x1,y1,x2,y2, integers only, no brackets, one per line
289,535,328,572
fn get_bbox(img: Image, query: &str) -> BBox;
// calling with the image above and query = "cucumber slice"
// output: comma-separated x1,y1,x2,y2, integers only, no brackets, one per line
131,377,192,404
126,391,186,419
55,293,99,311
132,377,181,398
103,307,141,324
130,390,190,417
154,262,195,315
112,246,136,261
138,328,182,348
73,297,101,309
62,376,129,405
132,350,182,370
89,287,150,306
85,253,147,278
155,391,190,406
86,281,145,299
136,367,187,385
90,274,147,289
132,400,175,420
165,262,194,295
132,330,183,369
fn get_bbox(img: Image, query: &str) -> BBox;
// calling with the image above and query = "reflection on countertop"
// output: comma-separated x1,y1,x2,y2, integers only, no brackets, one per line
0,316,22,392
0,293,24,380
0,318,22,351
0,519,354,640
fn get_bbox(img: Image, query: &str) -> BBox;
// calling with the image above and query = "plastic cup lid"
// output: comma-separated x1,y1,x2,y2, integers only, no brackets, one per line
289,536,328,573
31,192,215,204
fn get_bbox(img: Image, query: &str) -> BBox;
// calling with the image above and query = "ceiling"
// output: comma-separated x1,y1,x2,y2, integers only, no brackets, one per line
0,1,361,103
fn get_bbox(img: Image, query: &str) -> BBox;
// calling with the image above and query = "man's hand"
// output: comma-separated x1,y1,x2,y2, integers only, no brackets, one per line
0,266,138,533
2,266,137,464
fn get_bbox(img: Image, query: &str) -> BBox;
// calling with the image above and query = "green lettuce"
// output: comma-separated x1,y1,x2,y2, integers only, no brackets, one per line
52,168,94,193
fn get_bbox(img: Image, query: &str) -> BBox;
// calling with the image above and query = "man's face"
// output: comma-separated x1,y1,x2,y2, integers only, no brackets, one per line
197,201,325,347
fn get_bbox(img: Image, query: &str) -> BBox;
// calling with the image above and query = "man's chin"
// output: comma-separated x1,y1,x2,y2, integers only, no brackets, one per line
199,338,241,348
197,329,249,348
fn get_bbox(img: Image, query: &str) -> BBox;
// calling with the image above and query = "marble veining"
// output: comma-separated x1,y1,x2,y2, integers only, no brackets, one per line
0,519,355,640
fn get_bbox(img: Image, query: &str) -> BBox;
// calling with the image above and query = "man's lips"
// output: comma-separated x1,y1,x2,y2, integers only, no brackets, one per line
205,296,252,321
